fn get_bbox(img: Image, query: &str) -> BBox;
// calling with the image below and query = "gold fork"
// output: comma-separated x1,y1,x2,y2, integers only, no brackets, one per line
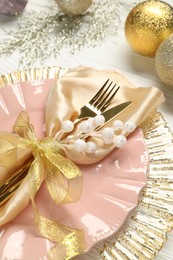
0,79,120,205
77,79,120,118
60,79,120,139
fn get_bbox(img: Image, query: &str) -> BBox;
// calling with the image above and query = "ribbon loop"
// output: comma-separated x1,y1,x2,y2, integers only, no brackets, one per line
0,111,85,260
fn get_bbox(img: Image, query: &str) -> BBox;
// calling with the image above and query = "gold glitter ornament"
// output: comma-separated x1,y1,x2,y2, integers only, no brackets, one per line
125,0,173,56
155,34,173,89
54,0,92,15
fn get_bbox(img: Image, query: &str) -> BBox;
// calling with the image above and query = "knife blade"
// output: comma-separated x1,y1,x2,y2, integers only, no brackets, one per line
100,101,132,127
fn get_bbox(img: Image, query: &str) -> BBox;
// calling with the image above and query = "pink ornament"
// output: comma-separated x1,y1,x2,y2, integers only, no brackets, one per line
0,0,28,15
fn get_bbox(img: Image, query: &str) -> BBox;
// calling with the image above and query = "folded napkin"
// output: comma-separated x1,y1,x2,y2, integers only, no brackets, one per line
0,66,165,259
46,66,165,164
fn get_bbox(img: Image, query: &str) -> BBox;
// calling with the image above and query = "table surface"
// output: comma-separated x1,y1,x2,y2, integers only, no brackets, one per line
0,0,173,259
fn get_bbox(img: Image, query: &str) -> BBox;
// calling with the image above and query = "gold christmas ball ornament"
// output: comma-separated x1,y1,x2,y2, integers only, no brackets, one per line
55,0,92,16
125,0,173,57
155,34,173,89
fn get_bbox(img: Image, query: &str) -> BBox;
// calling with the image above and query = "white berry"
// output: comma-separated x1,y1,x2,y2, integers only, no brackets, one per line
112,120,124,131
101,127,115,145
124,121,136,133
73,139,86,152
114,135,127,148
62,120,74,132
86,141,97,153
94,115,105,126
87,117,95,125
101,127,114,139
78,120,93,134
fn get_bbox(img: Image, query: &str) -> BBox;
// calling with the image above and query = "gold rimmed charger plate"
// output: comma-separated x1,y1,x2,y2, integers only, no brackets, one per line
0,67,173,260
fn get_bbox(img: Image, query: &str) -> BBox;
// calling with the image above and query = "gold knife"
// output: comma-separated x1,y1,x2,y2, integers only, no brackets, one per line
101,101,132,123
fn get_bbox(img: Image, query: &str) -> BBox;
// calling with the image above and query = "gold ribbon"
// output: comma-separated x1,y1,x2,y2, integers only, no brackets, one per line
0,111,85,259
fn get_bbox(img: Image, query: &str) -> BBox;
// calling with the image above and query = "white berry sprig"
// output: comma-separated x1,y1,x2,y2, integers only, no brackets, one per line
60,115,136,153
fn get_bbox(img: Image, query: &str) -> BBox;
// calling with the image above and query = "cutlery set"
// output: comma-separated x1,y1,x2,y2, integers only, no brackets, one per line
0,79,132,206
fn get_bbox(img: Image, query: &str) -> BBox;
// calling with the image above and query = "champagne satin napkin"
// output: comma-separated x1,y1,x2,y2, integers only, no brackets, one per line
46,66,165,163
0,66,165,259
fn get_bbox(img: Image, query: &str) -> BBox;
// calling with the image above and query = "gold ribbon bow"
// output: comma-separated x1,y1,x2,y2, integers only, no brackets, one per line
0,111,85,260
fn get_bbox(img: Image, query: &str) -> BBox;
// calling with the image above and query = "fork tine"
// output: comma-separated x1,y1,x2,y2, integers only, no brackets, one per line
93,82,119,111
98,85,120,111
92,83,111,107
92,81,113,106
89,79,110,104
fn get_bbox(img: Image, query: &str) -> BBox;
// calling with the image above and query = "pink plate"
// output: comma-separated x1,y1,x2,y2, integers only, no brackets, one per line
0,79,148,260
